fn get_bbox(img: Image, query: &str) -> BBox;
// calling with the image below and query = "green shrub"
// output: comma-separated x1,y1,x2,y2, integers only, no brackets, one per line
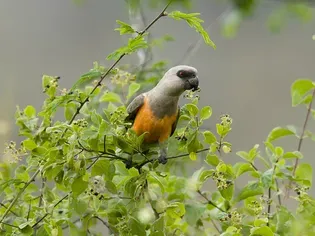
0,1,314,235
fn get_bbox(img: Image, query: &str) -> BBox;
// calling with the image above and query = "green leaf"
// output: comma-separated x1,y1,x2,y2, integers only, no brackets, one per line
250,226,274,236
127,82,141,100
90,110,102,126
91,160,110,177
64,103,77,121
23,139,37,151
71,176,88,197
216,123,224,136
184,203,206,226
295,163,312,187
236,151,250,161
101,91,122,103
275,146,284,157
168,11,216,49
19,224,33,235
206,154,220,167
276,206,294,235
24,105,36,118
200,106,212,120
189,152,197,161
106,180,118,194
248,144,260,162
43,186,55,202
233,163,255,177
107,35,148,60
115,20,136,35
73,70,102,90
186,103,199,116
148,172,166,193
166,202,186,219
261,168,273,188
71,197,88,215
220,184,234,201
203,131,217,144
283,151,303,159
129,216,146,236
151,216,165,234
291,79,314,107
235,182,264,202
266,127,295,143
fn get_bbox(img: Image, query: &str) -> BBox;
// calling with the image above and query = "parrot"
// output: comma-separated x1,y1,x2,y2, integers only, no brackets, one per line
126,65,199,164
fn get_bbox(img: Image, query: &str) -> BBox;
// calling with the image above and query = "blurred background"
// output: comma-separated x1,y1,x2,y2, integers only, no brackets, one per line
1,0,315,198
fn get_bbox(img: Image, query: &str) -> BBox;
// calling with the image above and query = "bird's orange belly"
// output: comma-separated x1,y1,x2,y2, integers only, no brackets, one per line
132,100,177,144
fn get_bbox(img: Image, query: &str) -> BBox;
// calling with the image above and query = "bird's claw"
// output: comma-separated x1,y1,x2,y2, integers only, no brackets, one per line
158,155,167,165
125,159,133,169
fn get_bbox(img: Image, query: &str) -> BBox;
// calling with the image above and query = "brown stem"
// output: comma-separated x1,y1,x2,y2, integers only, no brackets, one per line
286,88,315,198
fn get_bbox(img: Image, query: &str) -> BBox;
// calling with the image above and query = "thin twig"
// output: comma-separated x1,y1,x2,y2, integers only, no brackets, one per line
62,213,90,230
32,194,69,229
135,148,210,169
197,190,225,212
32,144,109,229
0,168,40,225
27,200,31,220
286,88,315,198
210,219,221,234
60,0,172,139
87,156,100,170
0,203,18,217
250,162,258,171
38,176,46,209
78,140,127,162
94,216,114,235
267,157,279,226
1,222,19,229
275,179,282,206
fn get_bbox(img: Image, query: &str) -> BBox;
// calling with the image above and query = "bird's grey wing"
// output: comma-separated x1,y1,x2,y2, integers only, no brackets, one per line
125,93,145,122
170,106,180,137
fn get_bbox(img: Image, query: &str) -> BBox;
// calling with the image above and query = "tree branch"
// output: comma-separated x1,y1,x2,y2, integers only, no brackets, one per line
0,168,40,225
60,0,172,138
135,148,210,169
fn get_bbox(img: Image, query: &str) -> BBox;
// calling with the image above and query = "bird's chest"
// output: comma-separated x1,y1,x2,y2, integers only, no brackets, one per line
132,98,178,143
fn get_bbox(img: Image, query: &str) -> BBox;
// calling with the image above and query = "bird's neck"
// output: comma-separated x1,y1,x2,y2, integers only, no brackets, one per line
147,89,179,118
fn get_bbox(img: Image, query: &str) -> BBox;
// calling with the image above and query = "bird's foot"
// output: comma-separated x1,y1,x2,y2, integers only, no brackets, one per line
158,154,167,165
125,158,133,169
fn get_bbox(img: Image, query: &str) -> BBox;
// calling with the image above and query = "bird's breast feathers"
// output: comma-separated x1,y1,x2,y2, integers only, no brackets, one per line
132,96,178,144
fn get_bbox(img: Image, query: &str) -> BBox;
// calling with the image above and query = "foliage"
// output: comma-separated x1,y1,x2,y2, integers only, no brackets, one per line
1,1,315,236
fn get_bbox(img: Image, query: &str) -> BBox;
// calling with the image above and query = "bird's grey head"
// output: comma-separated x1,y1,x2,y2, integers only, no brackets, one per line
154,65,199,96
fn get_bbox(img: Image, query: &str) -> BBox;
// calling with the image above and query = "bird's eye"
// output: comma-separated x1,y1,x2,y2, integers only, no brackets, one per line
177,70,187,78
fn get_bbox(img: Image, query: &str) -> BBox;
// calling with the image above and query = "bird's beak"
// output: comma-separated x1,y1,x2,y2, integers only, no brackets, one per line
187,77,199,92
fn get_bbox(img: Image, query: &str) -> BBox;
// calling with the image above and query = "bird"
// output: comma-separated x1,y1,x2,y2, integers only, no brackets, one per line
125,65,199,165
